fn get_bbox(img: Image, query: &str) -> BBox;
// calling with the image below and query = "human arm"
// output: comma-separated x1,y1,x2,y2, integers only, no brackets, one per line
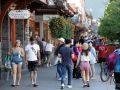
76,53,81,68
20,48,25,57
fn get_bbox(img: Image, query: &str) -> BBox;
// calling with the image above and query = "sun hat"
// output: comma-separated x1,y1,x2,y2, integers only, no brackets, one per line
58,38,65,43
82,43,89,50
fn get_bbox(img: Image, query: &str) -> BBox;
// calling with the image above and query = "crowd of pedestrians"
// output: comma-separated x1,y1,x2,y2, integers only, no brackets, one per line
2,35,120,90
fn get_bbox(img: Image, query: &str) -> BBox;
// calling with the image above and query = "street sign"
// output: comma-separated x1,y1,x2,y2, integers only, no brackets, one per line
8,10,31,19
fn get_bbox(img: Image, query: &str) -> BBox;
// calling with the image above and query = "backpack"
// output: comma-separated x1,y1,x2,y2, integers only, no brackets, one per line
107,51,117,70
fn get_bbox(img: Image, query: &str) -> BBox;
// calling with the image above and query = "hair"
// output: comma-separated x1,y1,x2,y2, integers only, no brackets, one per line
73,39,79,46
65,39,71,44
81,49,89,56
14,40,21,47
42,38,45,41
30,37,35,42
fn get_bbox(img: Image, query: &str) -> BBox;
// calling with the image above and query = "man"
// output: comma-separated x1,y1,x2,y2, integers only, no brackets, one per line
96,39,108,69
114,47,120,90
59,39,74,89
25,37,40,87
54,38,65,80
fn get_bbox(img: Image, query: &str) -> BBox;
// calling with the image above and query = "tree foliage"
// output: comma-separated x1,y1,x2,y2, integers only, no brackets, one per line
49,17,74,39
98,0,120,41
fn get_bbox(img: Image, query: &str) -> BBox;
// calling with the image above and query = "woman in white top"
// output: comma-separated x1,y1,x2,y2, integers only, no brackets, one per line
45,40,54,67
76,43,91,88
88,42,97,79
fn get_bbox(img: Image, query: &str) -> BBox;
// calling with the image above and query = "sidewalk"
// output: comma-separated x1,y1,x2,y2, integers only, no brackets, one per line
0,64,115,90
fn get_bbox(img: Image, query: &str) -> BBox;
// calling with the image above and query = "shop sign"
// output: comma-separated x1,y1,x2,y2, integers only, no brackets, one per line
8,10,31,19
43,15,59,20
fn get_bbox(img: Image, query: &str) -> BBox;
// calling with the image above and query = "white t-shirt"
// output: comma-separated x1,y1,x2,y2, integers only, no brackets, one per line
45,43,54,52
42,41,47,48
25,43,40,61
80,52,91,62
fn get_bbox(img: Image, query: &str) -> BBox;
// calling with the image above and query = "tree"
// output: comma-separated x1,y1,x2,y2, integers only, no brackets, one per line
98,0,120,41
49,17,74,39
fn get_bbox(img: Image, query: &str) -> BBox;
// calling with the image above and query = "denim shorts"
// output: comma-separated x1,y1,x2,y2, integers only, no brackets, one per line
11,61,23,65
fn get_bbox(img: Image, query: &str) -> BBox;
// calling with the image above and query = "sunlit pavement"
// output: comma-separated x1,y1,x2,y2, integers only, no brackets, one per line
0,64,114,90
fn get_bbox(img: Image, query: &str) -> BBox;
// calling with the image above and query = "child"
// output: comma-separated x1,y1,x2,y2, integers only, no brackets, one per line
76,43,91,87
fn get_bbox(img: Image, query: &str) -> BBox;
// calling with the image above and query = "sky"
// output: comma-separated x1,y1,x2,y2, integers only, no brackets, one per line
67,0,109,20
67,0,81,7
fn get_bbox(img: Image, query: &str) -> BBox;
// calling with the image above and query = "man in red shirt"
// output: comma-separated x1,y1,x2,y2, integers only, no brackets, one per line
96,39,108,68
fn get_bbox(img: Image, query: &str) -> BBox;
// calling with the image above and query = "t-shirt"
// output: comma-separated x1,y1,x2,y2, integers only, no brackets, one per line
45,43,54,52
59,46,73,65
80,52,91,62
25,43,40,61
96,44,108,58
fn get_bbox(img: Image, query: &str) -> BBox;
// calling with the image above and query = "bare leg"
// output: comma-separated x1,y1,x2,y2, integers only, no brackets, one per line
81,70,86,85
17,64,22,85
86,69,90,82
12,64,17,85
30,71,34,85
33,71,37,84
90,64,96,79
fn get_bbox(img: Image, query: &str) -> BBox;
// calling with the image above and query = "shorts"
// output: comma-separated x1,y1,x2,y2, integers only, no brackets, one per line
12,61,23,65
114,72,120,89
98,58,106,63
80,61,90,71
28,61,38,71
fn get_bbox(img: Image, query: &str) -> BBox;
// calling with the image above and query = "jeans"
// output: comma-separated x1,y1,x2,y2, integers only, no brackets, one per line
114,72,120,89
57,63,62,78
73,62,81,79
61,64,72,85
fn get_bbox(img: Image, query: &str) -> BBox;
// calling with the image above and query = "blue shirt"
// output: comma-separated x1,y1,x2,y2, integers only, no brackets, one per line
59,46,73,65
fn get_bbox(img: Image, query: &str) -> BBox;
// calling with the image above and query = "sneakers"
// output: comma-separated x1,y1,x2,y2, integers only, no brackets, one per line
33,84,38,87
67,85,72,88
91,77,96,80
87,83,90,87
58,78,62,81
83,83,90,88
61,84,65,89
61,84,72,89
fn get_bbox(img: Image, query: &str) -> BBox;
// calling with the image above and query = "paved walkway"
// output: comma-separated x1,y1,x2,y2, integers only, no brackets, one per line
0,64,115,90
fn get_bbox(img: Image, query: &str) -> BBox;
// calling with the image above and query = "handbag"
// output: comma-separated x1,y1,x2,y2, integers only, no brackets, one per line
72,53,77,63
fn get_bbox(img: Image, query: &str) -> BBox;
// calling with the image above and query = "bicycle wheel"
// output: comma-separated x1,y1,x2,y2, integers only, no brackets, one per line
100,65,111,82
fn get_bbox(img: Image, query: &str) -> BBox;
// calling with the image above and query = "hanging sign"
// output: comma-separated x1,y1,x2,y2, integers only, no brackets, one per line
8,10,31,19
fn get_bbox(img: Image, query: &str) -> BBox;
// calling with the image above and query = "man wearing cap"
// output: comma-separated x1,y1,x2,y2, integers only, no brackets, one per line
54,38,65,81
59,39,74,89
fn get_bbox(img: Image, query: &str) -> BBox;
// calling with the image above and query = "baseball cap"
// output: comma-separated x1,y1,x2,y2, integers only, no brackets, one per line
58,38,65,43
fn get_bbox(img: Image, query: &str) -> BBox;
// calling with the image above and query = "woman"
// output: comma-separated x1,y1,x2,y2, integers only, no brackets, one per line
76,43,91,87
72,40,81,79
114,47,120,90
88,42,97,79
11,40,24,87
45,40,54,67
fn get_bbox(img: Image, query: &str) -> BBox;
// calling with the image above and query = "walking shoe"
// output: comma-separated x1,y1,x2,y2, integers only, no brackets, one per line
58,78,62,81
11,84,16,87
86,81,90,87
67,85,72,88
83,84,87,88
61,84,65,89
33,84,38,87
91,77,95,80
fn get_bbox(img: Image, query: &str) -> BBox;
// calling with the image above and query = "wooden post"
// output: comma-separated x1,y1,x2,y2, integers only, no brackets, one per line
10,19,16,47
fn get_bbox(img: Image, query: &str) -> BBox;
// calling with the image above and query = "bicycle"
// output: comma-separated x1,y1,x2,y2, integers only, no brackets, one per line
100,62,115,83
